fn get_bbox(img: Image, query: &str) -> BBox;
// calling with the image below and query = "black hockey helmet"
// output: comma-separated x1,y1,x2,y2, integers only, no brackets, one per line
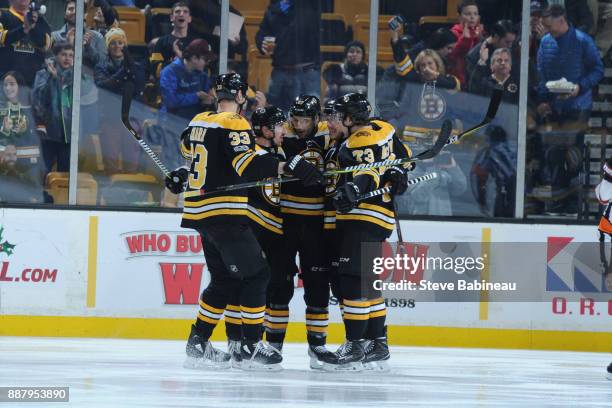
323,98,336,115
251,106,286,136
215,72,248,101
289,95,321,118
334,92,372,125
603,158,612,183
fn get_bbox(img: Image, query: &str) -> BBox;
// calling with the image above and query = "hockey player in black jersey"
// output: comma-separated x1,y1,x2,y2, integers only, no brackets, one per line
164,73,324,371
275,95,337,368
320,93,411,372
321,99,343,305
223,105,296,368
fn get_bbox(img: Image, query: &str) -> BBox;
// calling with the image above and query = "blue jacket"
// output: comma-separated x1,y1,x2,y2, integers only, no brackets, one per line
537,26,603,113
160,59,210,120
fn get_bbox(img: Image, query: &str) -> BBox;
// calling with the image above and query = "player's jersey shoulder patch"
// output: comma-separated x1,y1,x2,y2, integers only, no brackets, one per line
189,111,250,131
346,121,394,149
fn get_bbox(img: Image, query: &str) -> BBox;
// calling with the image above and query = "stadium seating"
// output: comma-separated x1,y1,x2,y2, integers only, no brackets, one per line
102,174,159,206
45,172,98,205
333,0,370,28
115,6,146,45
353,15,394,52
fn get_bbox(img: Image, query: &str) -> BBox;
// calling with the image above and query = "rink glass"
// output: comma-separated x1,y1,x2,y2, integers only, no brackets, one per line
13,0,610,227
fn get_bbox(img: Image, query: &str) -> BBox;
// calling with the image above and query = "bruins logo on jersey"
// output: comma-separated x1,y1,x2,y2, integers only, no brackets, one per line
302,148,325,172
419,91,446,122
325,160,339,196
261,180,281,206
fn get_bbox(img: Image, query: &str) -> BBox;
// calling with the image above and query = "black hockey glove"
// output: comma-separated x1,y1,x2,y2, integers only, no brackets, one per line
283,155,324,187
382,166,408,196
165,167,189,194
333,182,359,213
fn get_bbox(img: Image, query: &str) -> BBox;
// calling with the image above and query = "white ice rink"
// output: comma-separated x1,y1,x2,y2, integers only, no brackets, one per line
0,337,610,407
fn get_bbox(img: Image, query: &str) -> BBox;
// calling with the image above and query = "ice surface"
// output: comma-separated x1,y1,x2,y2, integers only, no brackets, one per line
0,337,610,407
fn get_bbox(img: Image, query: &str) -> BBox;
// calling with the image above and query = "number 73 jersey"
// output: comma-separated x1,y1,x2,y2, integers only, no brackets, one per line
179,111,280,230
336,119,411,237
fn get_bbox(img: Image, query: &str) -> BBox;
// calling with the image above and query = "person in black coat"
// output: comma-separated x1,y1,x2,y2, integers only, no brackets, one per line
469,47,519,104
255,0,321,111
94,28,145,174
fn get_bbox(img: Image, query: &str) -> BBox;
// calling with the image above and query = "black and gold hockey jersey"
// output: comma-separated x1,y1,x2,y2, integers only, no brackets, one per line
247,144,285,235
180,111,280,229
323,141,340,230
280,121,331,219
336,119,412,236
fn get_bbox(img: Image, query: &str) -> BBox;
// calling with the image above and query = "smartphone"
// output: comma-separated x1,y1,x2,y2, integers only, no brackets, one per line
388,15,405,31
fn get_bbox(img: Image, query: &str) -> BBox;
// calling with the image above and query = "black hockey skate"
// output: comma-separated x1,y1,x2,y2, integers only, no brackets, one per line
308,345,335,370
320,340,366,372
184,324,231,369
362,335,390,372
241,340,283,371
607,362,612,380
228,340,243,369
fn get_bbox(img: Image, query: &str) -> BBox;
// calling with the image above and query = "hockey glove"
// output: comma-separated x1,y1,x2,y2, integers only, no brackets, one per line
284,155,324,187
382,166,408,196
333,182,359,213
165,167,189,194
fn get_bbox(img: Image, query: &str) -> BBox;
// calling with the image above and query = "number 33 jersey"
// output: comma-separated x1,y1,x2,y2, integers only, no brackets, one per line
179,111,280,229
336,119,411,237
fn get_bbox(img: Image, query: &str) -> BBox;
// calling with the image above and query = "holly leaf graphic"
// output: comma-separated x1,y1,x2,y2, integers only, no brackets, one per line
0,227,16,256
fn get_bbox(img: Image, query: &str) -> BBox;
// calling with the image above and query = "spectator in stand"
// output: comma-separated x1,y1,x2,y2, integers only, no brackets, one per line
449,0,485,88
469,48,519,104
159,38,215,120
0,71,43,201
148,1,196,81
465,20,518,89
377,26,457,124
31,41,75,173
0,0,51,85
407,28,458,72
382,49,460,133
0,143,43,203
86,0,119,37
52,0,106,68
536,4,603,215
95,27,145,174
537,4,603,126
0,71,38,146
322,41,382,101
189,0,248,74
256,0,321,111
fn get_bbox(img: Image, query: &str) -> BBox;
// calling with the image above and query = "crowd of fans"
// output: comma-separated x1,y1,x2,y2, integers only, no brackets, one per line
0,0,605,219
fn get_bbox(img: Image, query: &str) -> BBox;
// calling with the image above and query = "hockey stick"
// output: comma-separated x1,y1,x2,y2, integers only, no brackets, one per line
393,199,405,255
197,88,501,196
356,172,438,201
447,86,503,145
121,81,170,177
363,172,438,256
198,120,453,196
